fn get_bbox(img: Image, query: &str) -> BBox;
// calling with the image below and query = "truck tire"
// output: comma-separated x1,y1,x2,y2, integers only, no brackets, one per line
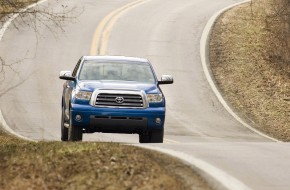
61,108,68,141
139,129,164,143
68,111,83,141
139,133,150,143
149,129,164,143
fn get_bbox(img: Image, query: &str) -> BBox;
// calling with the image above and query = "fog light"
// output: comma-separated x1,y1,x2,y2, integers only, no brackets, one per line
75,114,82,122
155,118,161,124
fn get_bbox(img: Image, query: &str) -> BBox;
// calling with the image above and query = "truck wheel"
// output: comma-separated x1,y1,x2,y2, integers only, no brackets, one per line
68,124,83,141
139,129,164,143
139,133,150,143
61,108,68,141
68,112,83,141
149,129,164,143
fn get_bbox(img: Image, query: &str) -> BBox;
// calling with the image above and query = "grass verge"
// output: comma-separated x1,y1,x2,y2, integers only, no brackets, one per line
0,130,211,190
209,0,290,141
0,0,38,18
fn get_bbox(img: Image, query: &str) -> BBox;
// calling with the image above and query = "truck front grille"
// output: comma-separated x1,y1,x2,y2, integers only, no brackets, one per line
95,93,144,108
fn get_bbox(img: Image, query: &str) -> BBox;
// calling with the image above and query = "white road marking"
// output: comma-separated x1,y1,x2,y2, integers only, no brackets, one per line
164,138,179,143
0,0,48,41
0,0,48,141
199,0,281,143
0,110,36,141
138,145,252,190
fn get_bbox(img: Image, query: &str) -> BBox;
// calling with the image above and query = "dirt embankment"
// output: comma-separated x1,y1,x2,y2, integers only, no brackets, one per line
210,0,290,141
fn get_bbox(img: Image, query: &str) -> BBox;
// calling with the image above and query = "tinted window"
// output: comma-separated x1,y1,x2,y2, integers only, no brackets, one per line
79,61,156,83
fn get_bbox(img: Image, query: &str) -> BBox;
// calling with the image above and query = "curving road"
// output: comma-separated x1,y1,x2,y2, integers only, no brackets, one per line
1,0,290,189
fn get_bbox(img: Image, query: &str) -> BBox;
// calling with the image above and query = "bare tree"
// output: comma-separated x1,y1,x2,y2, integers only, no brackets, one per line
1,0,79,33
0,0,80,93
263,0,290,68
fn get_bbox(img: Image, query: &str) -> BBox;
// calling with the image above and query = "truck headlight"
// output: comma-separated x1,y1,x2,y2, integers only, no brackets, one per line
74,90,92,100
147,94,163,103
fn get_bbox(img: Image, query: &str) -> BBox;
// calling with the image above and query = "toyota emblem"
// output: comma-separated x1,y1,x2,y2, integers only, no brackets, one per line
115,97,124,104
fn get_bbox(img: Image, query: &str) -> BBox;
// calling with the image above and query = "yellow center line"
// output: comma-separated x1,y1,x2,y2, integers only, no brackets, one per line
89,1,180,144
90,0,151,56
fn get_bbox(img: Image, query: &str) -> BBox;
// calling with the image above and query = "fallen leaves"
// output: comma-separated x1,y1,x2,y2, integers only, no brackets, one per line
209,0,290,141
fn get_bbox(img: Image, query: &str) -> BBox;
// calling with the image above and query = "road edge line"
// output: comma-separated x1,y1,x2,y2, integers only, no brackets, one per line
0,0,48,142
200,0,281,143
137,145,252,190
0,110,35,141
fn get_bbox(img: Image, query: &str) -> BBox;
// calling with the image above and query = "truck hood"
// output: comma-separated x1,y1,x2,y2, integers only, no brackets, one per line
77,80,159,94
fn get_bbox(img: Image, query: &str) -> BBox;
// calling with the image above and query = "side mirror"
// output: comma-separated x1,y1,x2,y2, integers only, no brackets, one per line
158,75,174,85
59,71,75,81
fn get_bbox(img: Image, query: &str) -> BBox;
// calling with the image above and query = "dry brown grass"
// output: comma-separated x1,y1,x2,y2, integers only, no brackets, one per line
210,0,290,141
0,0,37,17
0,130,211,190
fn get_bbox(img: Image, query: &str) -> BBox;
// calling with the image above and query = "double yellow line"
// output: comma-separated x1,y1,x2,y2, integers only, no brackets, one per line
90,0,180,144
90,0,151,56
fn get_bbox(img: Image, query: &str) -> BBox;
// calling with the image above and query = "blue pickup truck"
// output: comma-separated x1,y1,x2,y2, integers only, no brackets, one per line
59,56,173,143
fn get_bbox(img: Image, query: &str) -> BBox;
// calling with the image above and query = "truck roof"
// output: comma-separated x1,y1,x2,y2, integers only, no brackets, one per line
82,56,149,63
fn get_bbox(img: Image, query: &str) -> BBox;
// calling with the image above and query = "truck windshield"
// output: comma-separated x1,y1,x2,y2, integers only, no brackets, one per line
79,61,156,83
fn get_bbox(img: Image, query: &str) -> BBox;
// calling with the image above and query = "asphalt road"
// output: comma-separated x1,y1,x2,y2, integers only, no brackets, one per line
1,0,290,189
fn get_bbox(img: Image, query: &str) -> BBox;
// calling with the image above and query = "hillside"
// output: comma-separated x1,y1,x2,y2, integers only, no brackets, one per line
210,0,290,141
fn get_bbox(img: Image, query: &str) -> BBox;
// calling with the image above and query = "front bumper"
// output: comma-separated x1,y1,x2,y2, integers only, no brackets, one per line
70,104,165,133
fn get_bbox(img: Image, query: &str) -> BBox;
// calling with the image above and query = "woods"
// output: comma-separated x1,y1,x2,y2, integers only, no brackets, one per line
259,0,290,72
